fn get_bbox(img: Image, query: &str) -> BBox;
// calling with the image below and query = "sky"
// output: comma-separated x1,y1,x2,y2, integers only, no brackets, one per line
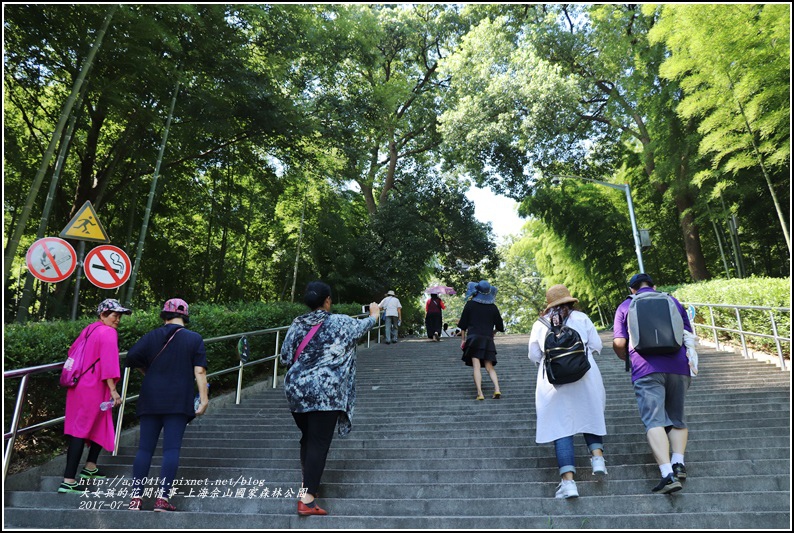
466,185,526,243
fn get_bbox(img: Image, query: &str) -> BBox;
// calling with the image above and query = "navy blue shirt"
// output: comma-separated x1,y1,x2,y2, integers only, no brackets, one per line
125,323,207,420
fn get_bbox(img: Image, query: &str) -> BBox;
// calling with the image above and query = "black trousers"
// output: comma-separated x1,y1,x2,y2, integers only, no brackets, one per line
291,411,341,497
64,436,102,479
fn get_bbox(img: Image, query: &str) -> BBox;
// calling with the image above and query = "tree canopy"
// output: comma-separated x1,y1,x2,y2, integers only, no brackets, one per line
3,4,789,326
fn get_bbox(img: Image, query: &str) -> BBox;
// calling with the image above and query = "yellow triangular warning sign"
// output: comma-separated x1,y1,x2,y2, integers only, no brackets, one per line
59,201,110,243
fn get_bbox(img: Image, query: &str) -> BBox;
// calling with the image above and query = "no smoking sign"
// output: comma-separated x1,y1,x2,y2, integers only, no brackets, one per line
84,245,131,289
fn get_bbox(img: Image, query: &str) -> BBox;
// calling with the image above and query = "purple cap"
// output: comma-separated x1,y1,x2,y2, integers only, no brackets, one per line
162,298,189,316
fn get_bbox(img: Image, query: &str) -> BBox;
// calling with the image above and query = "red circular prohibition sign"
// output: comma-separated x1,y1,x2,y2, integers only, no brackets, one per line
83,245,131,289
25,237,77,283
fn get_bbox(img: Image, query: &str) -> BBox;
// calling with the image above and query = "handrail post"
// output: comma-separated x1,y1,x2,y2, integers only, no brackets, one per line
709,306,719,349
235,359,244,405
272,331,280,389
769,310,786,370
735,307,749,358
114,367,131,456
3,375,30,482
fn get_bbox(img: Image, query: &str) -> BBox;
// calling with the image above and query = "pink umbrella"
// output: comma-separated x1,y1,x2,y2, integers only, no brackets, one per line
424,285,456,295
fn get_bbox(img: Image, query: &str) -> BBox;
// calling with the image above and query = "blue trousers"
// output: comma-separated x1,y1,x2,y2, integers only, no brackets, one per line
131,414,189,498
554,433,603,476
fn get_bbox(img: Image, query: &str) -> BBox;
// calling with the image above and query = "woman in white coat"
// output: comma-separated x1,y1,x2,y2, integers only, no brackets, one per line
528,285,607,499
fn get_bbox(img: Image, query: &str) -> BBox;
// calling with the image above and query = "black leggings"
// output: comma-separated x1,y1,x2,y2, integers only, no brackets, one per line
64,436,102,479
291,411,341,497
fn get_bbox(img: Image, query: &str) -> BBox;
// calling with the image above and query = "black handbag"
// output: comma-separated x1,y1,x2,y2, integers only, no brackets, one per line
538,316,591,385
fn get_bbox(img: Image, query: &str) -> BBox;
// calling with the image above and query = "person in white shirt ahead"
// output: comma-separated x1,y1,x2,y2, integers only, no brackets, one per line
528,285,607,500
378,290,402,344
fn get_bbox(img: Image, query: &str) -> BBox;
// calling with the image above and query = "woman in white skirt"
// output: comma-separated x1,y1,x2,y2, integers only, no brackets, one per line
528,285,607,499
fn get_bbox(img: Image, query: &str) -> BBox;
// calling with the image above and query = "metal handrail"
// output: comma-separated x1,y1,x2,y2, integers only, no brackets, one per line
681,301,790,370
3,312,383,482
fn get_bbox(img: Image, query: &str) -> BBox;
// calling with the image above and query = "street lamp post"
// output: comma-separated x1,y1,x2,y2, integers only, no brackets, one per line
547,174,645,273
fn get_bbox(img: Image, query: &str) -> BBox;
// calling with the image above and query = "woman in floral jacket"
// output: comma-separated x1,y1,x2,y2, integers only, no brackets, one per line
280,281,379,516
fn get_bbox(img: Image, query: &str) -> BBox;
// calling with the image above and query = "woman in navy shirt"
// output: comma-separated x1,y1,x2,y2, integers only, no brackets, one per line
125,298,208,512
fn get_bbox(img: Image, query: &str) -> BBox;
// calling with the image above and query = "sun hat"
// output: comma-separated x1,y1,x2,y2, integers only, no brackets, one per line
628,273,654,290
544,285,578,312
96,298,132,316
466,280,498,305
162,298,189,316
386,290,396,296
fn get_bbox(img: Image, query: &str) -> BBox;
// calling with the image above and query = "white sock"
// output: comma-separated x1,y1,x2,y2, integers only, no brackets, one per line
671,453,685,465
660,463,673,477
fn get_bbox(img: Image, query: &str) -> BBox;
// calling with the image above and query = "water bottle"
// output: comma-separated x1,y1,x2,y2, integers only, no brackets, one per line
194,383,209,412
99,400,114,411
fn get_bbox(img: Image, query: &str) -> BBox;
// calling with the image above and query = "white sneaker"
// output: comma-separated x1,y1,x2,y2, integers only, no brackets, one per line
555,479,579,499
591,455,608,476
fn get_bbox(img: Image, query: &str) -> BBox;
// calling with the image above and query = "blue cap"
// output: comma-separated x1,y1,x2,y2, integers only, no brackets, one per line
628,273,654,289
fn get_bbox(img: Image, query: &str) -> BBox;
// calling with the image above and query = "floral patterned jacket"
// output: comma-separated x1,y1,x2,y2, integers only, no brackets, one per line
280,309,376,436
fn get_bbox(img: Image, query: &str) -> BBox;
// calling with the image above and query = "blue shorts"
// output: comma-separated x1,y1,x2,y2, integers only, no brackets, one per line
633,372,691,432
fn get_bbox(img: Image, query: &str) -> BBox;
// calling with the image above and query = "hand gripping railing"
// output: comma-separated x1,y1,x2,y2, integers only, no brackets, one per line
3,312,382,483
681,302,790,370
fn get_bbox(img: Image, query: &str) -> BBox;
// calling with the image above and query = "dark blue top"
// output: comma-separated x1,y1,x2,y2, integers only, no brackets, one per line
125,323,207,420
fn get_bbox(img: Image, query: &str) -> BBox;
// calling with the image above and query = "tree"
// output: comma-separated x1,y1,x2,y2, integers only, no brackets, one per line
648,3,790,255
439,5,713,282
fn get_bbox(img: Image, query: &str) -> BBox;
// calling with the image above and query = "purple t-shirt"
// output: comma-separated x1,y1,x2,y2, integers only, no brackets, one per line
613,287,692,382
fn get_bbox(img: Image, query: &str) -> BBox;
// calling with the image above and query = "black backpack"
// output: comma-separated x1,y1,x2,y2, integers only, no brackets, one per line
537,316,591,385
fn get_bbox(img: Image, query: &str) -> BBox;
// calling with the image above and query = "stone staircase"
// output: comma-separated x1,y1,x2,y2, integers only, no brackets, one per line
4,332,791,529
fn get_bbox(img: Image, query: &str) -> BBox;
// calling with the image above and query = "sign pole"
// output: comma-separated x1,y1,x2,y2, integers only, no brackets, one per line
71,241,86,320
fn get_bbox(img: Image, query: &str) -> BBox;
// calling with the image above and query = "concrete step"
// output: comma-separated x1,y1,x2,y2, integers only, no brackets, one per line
28,458,789,486
92,447,792,472
107,441,789,462
27,472,793,499
6,491,790,516
4,507,789,529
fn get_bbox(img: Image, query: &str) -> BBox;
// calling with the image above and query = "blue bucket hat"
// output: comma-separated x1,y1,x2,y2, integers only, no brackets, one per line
465,280,497,304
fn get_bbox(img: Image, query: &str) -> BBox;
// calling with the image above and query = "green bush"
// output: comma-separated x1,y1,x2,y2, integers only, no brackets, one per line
672,277,790,359
3,300,364,474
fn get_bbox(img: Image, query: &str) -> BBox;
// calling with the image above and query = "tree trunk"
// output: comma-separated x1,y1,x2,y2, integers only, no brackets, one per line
378,136,398,205
673,194,710,281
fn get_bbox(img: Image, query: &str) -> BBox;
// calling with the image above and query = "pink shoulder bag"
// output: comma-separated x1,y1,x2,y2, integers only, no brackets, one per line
293,322,324,363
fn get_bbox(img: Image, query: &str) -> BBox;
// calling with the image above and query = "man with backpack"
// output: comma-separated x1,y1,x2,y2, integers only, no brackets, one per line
613,273,693,495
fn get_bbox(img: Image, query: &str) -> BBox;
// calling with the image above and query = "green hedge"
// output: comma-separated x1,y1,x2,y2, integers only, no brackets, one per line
3,300,364,474
672,277,790,359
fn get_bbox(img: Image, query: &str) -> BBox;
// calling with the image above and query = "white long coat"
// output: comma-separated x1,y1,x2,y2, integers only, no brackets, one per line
528,310,606,444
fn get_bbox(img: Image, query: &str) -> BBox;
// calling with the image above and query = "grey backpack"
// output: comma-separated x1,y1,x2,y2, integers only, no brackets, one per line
627,291,684,355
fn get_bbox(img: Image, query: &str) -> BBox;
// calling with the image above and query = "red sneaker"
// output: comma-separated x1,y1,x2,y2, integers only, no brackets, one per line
153,498,177,512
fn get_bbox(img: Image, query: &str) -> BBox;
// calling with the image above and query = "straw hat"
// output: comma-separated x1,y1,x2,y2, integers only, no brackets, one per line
544,284,578,312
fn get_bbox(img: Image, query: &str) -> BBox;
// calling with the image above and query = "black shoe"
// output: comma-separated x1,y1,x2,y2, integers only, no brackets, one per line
79,467,106,479
652,473,682,494
672,463,687,480
58,481,82,494
384,341,391,344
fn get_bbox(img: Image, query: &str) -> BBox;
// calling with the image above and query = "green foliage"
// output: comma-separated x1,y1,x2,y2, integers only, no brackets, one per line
492,238,548,333
672,277,791,358
647,4,790,261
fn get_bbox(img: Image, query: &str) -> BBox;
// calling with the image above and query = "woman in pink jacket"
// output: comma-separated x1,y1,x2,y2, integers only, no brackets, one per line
58,299,130,494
